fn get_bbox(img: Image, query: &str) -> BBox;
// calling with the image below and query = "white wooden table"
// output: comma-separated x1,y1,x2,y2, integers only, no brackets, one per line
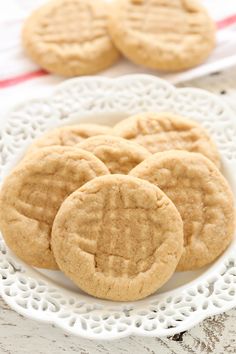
1,68,236,353
1,297,236,353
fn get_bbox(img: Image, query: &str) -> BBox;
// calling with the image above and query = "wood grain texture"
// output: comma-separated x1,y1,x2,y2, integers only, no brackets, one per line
1,298,236,353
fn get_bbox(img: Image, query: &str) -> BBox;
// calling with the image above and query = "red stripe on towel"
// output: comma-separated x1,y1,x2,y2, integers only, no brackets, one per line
216,14,236,30
0,14,236,89
0,69,48,89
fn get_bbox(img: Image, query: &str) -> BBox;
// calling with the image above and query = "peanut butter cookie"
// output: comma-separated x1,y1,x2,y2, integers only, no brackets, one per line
78,135,151,174
130,150,235,270
113,112,220,168
27,124,111,155
0,147,109,269
52,175,183,301
109,0,215,71
22,0,119,76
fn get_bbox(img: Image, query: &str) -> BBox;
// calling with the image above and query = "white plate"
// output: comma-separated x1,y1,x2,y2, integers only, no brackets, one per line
0,75,236,340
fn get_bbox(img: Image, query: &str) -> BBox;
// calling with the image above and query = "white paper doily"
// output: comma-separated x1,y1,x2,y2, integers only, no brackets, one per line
0,75,236,340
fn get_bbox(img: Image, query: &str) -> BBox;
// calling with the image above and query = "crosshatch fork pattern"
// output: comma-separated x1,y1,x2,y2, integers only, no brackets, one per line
53,179,180,280
0,75,236,339
37,0,108,46
124,0,208,36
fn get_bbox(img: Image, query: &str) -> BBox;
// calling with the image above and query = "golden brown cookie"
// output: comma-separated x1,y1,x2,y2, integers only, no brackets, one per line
113,112,220,168
78,135,151,174
22,0,119,76
0,147,109,269
130,150,235,271
27,124,111,155
51,175,183,301
109,0,215,71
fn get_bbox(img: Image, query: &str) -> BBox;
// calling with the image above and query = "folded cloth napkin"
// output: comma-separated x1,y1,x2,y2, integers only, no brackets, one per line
0,0,236,94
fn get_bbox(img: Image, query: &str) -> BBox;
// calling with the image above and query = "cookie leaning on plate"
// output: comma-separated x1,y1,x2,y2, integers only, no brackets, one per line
113,112,221,168
78,135,151,174
26,124,111,155
22,0,119,76
130,150,235,271
51,175,183,301
109,0,215,71
0,147,109,269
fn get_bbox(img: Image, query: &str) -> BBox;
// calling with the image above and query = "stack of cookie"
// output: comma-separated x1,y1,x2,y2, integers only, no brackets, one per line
0,112,234,301
22,0,216,76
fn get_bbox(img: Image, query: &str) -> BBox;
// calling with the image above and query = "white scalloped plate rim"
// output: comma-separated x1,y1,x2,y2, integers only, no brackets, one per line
0,74,236,340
